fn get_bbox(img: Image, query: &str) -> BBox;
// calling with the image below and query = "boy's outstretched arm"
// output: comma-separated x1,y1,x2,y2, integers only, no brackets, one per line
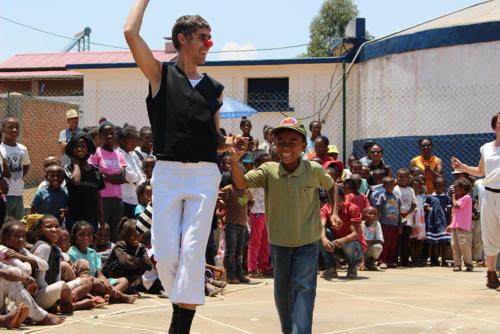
124,0,161,93
229,135,248,189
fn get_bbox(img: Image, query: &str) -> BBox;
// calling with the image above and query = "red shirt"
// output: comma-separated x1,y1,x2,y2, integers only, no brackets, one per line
306,153,334,166
321,201,366,252
345,193,370,214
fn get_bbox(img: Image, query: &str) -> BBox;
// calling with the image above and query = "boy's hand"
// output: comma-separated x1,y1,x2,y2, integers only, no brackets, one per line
321,236,334,252
229,135,248,162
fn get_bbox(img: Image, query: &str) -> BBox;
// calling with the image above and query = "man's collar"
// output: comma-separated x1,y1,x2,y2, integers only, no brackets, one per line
278,159,304,177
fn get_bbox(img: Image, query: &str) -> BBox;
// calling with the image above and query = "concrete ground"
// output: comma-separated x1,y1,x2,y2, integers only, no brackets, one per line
13,266,500,334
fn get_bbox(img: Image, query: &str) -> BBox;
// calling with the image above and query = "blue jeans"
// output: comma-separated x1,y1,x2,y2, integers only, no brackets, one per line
320,226,363,268
270,242,318,334
224,223,246,277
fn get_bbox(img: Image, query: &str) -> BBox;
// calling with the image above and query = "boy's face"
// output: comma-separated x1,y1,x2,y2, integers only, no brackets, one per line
347,156,356,168
360,166,371,180
314,138,327,157
343,183,353,194
434,179,446,194
364,207,377,223
275,129,307,166
142,159,156,178
72,138,88,160
328,152,338,160
140,185,153,206
240,121,252,136
397,171,410,187
351,163,362,175
140,130,153,151
373,171,385,184
411,181,423,195
326,168,338,181
46,166,64,189
265,129,275,142
383,179,395,194
180,27,211,65
95,226,110,247
3,119,19,140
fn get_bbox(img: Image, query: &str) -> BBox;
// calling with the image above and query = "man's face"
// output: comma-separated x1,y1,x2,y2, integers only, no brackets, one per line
180,27,211,65
67,117,79,130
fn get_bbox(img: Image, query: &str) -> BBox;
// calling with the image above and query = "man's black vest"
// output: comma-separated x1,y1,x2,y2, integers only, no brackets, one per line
146,64,224,163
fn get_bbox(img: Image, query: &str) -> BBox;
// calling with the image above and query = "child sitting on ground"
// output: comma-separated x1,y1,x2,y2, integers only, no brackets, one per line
219,168,254,284
409,177,426,266
102,219,152,290
446,178,474,272
139,230,164,295
30,165,68,224
394,168,417,267
361,206,384,270
94,223,114,263
376,176,402,269
68,221,137,303
30,215,95,312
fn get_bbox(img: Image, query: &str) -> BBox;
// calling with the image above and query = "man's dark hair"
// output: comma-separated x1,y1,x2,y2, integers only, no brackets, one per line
172,15,211,51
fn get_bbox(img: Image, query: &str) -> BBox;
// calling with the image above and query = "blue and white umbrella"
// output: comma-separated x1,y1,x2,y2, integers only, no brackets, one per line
220,97,258,119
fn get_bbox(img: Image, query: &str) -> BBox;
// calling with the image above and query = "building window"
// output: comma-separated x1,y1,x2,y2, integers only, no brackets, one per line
247,78,293,112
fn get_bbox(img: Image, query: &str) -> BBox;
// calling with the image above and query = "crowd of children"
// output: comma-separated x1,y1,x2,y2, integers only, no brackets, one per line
0,112,491,329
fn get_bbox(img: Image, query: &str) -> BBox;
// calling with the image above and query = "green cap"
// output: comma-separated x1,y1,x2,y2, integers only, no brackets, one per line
271,117,307,140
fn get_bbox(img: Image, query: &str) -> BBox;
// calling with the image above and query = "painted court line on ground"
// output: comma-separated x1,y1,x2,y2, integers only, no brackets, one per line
322,318,447,334
195,313,254,334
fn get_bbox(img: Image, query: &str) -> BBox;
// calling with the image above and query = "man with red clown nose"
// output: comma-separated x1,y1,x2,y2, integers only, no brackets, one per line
125,2,235,333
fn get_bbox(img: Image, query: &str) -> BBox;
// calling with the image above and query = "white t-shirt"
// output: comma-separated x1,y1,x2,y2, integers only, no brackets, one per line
249,188,265,214
362,221,384,242
480,142,500,188
394,185,417,224
117,147,144,205
0,143,30,196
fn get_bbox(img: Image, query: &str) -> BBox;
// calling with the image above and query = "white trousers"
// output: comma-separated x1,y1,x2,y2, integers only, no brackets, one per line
151,161,220,304
480,190,500,256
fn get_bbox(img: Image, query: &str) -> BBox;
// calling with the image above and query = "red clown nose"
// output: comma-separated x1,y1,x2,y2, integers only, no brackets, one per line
204,40,213,48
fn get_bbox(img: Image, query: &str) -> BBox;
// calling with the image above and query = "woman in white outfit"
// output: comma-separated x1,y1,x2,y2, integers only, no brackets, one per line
452,113,500,290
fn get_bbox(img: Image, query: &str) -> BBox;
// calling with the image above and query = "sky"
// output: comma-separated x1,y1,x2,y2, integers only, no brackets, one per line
0,0,485,63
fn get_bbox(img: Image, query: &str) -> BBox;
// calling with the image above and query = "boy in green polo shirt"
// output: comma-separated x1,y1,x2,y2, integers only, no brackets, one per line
230,117,335,334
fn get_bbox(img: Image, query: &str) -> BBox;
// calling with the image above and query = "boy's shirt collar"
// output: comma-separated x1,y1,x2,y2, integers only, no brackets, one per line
278,158,304,177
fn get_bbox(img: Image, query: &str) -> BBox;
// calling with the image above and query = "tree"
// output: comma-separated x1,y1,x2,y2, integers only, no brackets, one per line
305,0,359,57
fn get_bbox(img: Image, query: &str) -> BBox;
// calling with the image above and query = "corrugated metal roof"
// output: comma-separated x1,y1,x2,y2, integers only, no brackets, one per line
0,50,176,71
0,70,82,80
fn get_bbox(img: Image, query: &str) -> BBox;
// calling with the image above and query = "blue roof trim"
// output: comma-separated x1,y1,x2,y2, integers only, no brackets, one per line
65,57,345,70
359,21,500,62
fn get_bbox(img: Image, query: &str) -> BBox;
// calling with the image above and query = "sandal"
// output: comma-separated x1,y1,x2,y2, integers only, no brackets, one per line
208,278,227,289
453,266,461,272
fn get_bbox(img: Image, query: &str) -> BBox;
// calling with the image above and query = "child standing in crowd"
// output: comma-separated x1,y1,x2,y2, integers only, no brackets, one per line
37,156,63,191
258,125,274,154
141,156,156,180
306,120,321,154
117,127,143,219
231,118,335,334
64,132,105,233
425,176,452,266
68,221,138,303
361,206,384,270
30,166,68,224
343,153,358,179
446,178,474,272
247,150,272,278
88,122,127,241
349,160,369,194
409,177,426,266
1,117,30,220
368,169,388,205
103,219,152,291
394,168,416,267
344,175,370,213
240,119,257,152
134,126,154,160
220,168,254,284
135,180,152,217
377,176,402,269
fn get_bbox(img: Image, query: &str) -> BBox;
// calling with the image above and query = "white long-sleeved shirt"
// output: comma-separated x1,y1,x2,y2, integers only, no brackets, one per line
118,147,144,205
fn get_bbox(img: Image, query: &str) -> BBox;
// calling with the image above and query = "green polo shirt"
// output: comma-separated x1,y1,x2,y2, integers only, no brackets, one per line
245,159,334,247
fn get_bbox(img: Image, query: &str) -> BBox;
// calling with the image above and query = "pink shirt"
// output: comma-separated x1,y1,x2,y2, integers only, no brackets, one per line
88,147,127,198
450,194,472,231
